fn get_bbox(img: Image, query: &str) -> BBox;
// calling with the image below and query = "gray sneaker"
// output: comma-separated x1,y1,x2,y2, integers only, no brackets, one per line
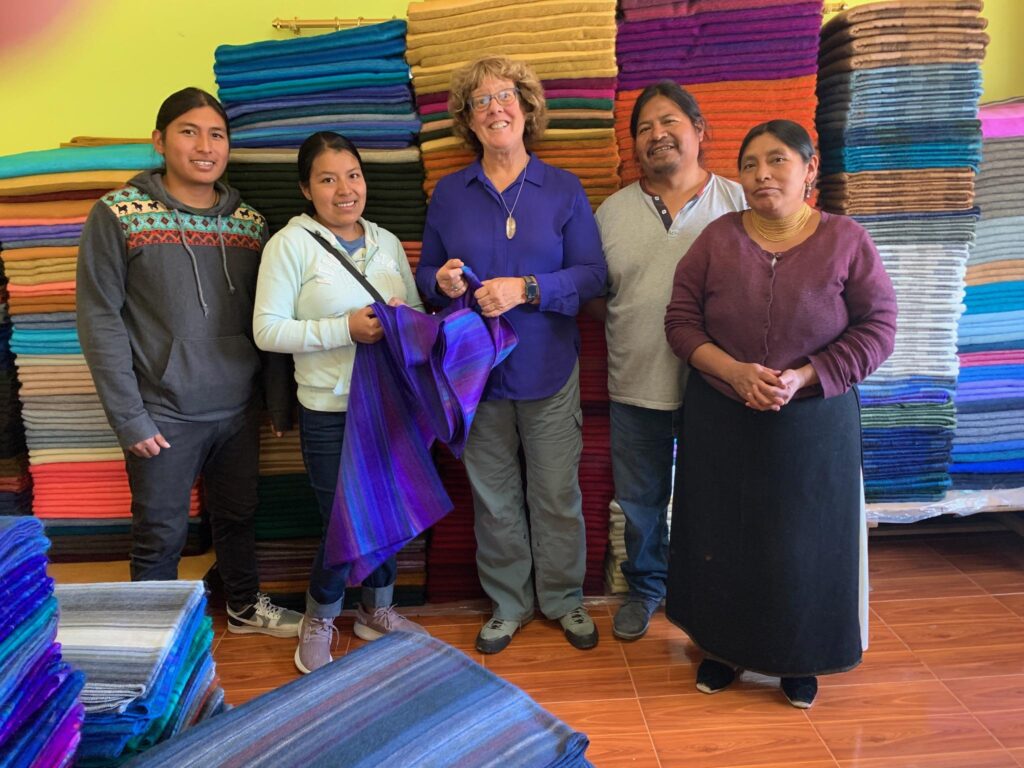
613,599,654,641
353,605,430,641
294,615,339,674
226,592,302,638
559,606,599,650
476,616,531,654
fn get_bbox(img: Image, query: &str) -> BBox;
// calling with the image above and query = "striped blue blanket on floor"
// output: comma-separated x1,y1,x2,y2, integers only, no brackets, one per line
126,632,593,768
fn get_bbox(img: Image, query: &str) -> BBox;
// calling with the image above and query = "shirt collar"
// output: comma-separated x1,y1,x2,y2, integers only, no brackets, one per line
464,154,544,188
639,173,713,232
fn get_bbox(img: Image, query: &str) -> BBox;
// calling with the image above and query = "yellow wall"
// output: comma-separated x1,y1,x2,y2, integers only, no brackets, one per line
3,0,1022,156
1,0,408,155
980,0,1024,101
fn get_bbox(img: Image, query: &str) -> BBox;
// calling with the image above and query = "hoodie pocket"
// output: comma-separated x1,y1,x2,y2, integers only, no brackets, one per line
159,335,260,415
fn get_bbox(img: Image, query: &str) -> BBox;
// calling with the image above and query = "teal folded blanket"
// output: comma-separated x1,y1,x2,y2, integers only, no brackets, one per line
216,58,409,89
0,145,161,181
214,19,406,66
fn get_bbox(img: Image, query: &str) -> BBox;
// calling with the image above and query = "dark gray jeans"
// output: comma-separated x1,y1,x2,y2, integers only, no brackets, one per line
126,409,260,610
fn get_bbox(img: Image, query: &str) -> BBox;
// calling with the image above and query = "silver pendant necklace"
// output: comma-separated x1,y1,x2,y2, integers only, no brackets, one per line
498,162,528,239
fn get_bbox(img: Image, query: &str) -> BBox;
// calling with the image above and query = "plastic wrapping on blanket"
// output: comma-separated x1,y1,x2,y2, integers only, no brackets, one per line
867,487,1024,524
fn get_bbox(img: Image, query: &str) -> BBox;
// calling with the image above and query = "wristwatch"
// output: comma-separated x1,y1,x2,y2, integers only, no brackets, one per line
523,275,539,303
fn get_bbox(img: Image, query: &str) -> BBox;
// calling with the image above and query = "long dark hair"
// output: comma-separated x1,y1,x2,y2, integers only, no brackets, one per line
738,120,816,168
155,87,230,137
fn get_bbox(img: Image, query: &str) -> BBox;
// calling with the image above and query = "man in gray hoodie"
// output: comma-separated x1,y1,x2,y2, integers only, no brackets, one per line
77,88,299,637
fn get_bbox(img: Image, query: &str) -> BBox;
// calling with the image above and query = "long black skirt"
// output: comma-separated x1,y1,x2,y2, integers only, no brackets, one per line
665,373,863,677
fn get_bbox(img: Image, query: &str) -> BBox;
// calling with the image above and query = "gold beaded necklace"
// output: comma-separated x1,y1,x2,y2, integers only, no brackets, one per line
749,203,813,243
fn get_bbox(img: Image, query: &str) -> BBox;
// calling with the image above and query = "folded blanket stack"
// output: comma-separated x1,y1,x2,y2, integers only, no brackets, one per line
227,147,427,242
952,99,1024,490
216,22,428,244
0,234,31,516
56,581,224,766
0,516,85,767
253,419,319,606
425,445,484,603
817,0,988,501
577,315,613,595
0,146,207,558
603,456,675,594
616,0,822,183
407,0,621,209
604,499,628,594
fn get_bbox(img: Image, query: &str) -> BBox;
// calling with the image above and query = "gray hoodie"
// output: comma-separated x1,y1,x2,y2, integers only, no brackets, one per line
77,170,282,448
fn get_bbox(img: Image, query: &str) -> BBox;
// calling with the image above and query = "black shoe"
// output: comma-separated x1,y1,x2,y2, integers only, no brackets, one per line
612,600,653,641
695,658,736,694
781,676,818,708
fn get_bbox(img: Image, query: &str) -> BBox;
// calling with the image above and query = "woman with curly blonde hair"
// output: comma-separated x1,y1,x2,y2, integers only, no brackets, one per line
416,56,607,654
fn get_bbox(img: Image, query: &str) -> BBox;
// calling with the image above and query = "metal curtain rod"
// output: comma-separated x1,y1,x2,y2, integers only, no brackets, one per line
272,16,395,34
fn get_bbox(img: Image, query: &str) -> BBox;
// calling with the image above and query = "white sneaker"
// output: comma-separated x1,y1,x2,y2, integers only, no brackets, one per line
226,592,302,638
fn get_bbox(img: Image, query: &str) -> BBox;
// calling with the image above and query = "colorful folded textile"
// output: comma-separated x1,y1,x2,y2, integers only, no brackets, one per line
327,277,516,582
0,146,161,181
952,99,1024,491
0,144,213,557
0,516,85,767
56,581,224,766
408,0,621,208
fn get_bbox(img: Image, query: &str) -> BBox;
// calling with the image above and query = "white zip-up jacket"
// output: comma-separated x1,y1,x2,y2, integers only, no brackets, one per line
253,213,423,412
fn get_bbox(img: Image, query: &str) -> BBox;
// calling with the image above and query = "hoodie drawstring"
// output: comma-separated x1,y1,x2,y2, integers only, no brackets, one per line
217,215,236,295
173,209,209,317
173,210,238,318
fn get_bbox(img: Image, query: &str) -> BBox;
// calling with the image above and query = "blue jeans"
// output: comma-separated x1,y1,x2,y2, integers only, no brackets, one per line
609,401,680,607
298,406,397,618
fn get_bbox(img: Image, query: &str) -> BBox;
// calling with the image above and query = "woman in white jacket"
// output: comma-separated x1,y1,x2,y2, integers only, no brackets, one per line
254,131,427,674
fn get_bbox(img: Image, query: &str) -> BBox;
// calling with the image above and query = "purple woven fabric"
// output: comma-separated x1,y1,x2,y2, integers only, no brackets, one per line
619,61,817,88
0,224,84,241
34,701,85,768
618,29,822,57
0,645,63,743
620,43,820,71
325,272,517,582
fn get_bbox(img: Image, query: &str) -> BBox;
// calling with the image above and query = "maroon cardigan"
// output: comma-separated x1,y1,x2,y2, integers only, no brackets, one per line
665,210,897,402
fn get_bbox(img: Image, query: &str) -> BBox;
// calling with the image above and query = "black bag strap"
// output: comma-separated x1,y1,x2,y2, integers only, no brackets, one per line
304,229,387,305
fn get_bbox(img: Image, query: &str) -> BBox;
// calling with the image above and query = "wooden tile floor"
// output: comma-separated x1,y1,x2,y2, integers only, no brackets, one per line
208,531,1024,767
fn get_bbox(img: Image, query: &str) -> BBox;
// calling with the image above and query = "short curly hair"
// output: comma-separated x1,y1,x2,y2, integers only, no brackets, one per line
448,56,548,156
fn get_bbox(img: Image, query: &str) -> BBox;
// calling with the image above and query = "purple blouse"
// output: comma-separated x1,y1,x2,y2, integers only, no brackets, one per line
665,210,897,401
416,155,606,401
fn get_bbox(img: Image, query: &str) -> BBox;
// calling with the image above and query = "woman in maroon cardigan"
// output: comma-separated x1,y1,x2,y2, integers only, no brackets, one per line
663,120,897,708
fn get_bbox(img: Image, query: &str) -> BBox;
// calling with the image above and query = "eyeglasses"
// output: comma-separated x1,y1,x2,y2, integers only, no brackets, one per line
469,88,519,112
